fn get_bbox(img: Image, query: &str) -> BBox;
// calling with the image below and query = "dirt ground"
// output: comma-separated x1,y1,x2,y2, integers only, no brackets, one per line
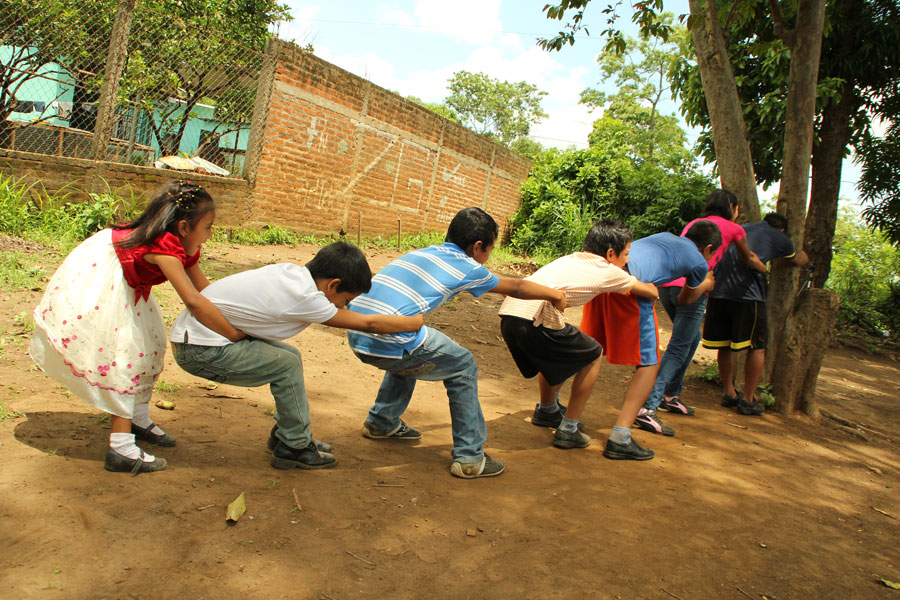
1,240,898,600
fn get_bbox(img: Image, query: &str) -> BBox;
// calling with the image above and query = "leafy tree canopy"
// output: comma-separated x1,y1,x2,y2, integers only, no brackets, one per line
445,70,548,146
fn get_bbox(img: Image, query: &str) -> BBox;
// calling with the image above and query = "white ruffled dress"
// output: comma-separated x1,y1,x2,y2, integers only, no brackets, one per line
30,229,191,418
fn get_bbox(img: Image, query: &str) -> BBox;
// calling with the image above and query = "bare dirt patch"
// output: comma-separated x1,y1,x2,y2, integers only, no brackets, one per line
1,240,898,599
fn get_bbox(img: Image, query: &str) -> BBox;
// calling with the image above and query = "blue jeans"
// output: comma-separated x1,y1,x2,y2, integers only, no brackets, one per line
172,339,314,449
354,327,486,463
644,288,707,411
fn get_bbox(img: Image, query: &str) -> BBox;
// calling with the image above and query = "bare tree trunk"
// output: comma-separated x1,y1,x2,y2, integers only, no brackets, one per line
769,288,840,414
767,0,827,414
687,0,760,220
804,0,862,288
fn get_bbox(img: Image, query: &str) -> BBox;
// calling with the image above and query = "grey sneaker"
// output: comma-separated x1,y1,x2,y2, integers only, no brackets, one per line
552,428,591,449
362,419,421,440
450,455,505,479
104,448,167,475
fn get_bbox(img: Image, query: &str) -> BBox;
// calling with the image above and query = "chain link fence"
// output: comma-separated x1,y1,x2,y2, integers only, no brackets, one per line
1,0,272,179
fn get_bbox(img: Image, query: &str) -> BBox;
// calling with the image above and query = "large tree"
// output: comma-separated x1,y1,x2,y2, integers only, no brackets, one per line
445,70,548,146
541,0,834,415
672,0,900,283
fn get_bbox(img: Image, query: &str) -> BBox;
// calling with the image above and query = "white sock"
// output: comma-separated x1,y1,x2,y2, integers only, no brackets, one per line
109,432,155,462
132,403,165,435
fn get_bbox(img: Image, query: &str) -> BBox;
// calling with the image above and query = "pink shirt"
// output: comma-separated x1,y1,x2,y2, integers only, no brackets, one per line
661,215,745,288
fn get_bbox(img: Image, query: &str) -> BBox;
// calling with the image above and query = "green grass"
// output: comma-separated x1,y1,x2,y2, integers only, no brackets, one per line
0,402,24,421
153,380,181,393
0,252,48,290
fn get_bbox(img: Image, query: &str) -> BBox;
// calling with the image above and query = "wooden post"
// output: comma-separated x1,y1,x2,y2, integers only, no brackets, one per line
357,211,361,247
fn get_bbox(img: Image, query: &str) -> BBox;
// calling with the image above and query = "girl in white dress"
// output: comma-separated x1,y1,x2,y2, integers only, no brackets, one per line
30,181,244,473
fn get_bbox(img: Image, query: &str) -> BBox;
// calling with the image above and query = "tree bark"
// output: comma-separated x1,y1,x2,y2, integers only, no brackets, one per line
804,0,862,288
766,0,827,414
769,288,840,415
687,0,760,220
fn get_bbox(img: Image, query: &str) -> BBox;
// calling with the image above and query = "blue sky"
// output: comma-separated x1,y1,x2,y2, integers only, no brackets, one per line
276,0,861,206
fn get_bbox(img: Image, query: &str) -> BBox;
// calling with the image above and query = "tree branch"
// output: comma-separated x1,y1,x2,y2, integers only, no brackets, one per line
768,0,796,48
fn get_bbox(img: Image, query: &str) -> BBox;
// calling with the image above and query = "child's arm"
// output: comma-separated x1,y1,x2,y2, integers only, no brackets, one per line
324,310,424,334
630,281,659,301
185,262,212,292
678,271,715,305
149,255,245,342
490,278,568,311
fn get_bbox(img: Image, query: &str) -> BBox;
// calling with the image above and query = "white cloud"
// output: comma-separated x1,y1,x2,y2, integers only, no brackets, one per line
413,0,503,45
277,4,321,47
375,3,416,27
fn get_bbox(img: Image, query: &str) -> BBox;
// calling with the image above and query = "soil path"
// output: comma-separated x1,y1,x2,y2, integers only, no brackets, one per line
1,241,898,599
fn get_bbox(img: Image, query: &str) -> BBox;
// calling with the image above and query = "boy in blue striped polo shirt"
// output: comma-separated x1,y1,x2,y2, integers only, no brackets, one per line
348,207,567,479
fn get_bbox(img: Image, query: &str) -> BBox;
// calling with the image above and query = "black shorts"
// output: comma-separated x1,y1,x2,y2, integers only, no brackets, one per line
500,315,603,386
701,298,768,351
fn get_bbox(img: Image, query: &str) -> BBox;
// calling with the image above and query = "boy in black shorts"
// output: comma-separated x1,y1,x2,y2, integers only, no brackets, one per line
701,213,808,415
498,219,659,449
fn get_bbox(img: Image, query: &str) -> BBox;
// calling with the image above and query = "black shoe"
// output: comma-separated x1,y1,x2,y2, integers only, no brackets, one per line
267,425,332,453
270,440,337,470
721,391,743,408
531,402,566,428
362,419,421,440
737,396,764,416
603,438,655,461
633,409,675,436
104,448,167,474
450,454,505,478
131,422,176,447
552,428,591,449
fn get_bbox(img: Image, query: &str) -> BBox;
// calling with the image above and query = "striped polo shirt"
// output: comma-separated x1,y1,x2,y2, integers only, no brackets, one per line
347,242,500,358
498,252,635,329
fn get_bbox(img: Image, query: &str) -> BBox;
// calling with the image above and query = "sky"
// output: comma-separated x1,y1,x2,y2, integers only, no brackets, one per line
274,0,862,207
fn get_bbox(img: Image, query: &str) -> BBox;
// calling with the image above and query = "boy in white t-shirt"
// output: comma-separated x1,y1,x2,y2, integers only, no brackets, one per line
169,242,423,470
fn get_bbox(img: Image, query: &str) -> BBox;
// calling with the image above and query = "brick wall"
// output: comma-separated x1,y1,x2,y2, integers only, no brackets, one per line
0,149,249,226
249,40,531,238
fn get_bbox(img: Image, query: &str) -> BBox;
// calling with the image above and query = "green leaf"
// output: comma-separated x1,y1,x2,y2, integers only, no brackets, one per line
226,492,246,522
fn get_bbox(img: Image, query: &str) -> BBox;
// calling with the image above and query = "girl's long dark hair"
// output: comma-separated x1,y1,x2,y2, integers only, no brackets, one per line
702,189,738,220
112,181,215,249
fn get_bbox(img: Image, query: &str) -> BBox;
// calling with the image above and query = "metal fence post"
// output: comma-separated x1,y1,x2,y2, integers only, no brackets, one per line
243,38,280,183
89,0,136,166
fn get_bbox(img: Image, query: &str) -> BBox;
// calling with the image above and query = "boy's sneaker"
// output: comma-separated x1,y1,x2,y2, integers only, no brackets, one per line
531,402,567,428
270,440,337,470
659,396,696,416
721,391,743,408
362,419,421,440
736,396,765,416
552,428,591,449
602,438,655,461
633,409,675,436
267,425,332,453
450,454,505,479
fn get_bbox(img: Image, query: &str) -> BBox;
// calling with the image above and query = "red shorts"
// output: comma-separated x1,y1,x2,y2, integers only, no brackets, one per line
580,293,660,366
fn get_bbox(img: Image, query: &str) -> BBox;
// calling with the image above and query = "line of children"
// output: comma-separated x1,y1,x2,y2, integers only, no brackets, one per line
633,189,767,437
32,190,796,475
701,212,808,414
498,218,659,450
580,221,721,460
